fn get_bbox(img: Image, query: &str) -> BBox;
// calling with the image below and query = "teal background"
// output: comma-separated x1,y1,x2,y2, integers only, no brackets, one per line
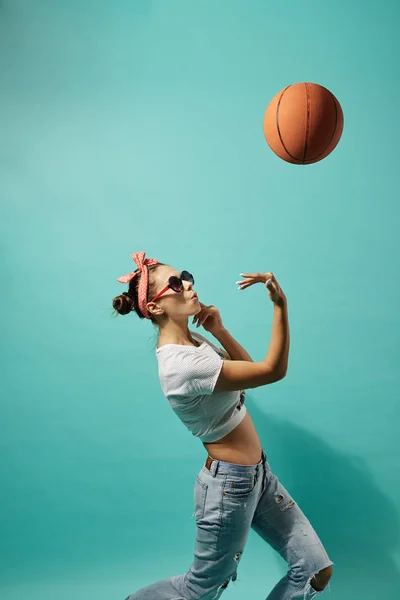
1,1,399,598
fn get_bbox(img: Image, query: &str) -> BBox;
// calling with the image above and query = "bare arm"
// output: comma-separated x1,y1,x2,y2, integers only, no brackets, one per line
213,273,290,392
266,303,289,376
212,328,254,362
276,305,290,377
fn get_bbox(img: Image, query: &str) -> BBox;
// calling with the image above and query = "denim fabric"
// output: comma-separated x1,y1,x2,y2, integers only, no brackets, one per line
125,450,333,600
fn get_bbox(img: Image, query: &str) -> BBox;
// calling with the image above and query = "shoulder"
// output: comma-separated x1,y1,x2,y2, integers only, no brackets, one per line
157,344,224,398
158,344,220,372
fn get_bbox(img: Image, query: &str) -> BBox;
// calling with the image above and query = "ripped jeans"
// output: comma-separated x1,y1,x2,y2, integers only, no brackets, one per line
125,450,333,600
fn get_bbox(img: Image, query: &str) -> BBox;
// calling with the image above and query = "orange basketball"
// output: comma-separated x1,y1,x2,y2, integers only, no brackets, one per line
263,82,344,164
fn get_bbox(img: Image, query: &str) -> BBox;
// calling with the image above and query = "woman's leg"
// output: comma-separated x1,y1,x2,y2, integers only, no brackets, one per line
251,458,334,600
125,456,264,600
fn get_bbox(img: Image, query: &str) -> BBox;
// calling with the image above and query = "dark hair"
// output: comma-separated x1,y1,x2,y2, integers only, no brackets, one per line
112,263,165,324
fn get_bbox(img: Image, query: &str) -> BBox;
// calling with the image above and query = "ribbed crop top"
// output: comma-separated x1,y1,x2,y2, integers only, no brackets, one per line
156,331,246,443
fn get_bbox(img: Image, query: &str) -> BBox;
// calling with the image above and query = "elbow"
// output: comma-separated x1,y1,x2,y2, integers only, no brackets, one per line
274,366,288,381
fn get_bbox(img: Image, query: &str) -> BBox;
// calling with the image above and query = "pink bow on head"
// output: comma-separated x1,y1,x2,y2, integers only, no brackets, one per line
117,251,160,319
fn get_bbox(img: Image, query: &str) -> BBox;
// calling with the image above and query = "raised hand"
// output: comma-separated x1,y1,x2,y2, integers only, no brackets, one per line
192,302,224,333
236,272,286,307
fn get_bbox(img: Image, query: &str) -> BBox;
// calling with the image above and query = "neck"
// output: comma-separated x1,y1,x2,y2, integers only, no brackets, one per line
158,317,196,345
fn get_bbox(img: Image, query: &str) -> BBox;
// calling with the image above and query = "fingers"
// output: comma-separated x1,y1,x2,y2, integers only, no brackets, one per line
266,274,286,306
237,272,261,290
236,280,254,290
195,314,207,328
240,272,273,280
237,271,274,290
192,310,201,325
267,274,282,293
239,271,274,281
192,306,206,327
237,274,255,290
268,274,282,292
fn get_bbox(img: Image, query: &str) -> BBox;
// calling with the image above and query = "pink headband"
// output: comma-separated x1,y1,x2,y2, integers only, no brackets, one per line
117,251,160,319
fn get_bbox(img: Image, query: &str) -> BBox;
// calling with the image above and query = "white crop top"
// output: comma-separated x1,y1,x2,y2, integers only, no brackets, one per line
156,331,246,443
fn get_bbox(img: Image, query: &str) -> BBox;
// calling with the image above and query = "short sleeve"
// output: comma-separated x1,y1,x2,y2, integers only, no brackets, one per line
166,350,224,398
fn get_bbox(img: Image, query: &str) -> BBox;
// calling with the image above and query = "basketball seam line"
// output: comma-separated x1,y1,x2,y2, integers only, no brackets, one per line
303,83,311,163
276,85,301,162
306,90,339,162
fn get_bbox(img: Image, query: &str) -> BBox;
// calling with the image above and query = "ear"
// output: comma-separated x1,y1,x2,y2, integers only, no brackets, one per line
147,301,164,317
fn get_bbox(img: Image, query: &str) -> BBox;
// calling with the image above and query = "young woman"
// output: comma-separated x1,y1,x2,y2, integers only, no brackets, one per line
113,251,333,600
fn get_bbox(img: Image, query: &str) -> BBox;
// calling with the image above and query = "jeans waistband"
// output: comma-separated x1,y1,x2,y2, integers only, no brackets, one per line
205,449,267,477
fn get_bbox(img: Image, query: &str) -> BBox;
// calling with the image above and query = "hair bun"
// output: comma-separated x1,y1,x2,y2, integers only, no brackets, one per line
113,293,134,316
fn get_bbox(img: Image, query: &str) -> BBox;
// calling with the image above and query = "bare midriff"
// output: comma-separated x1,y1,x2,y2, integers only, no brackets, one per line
203,410,263,466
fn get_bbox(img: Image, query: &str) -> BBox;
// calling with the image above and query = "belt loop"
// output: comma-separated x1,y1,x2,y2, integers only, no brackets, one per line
210,458,219,477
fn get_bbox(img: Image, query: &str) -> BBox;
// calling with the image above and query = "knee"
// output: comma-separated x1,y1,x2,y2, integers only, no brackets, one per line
311,565,333,591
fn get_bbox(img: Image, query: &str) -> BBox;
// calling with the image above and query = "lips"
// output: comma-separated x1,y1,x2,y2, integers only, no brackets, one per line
191,294,198,300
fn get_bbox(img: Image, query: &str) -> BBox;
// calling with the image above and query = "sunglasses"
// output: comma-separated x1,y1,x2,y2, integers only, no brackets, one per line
150,270,195,303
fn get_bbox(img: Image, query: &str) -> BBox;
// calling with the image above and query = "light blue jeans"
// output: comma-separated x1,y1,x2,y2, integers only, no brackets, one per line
126,450,333,600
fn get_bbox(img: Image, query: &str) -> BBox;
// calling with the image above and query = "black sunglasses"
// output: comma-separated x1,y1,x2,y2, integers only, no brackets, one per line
150,270,195,302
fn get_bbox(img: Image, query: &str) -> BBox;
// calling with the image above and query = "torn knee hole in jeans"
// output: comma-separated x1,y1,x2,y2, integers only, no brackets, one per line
211,552,243,599
304,563,334,598
211,577,231,599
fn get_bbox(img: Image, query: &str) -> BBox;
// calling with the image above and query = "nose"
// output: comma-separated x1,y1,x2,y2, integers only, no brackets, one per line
184,282,195,297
